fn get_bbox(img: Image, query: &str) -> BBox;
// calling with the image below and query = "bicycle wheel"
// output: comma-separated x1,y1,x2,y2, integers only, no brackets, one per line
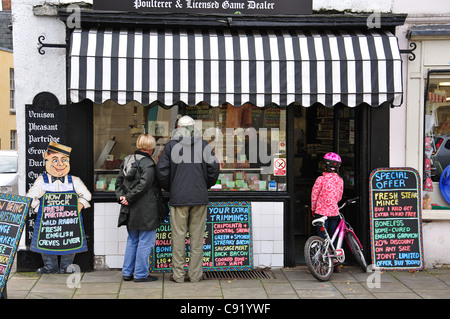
346,232,368,272
304,236,333,281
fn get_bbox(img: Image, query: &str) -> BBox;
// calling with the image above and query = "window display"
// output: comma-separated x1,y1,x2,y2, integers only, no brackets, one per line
93,101,287,192
424,73,450,209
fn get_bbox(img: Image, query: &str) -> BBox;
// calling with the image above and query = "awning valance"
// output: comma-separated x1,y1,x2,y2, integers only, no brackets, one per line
69,28,403,107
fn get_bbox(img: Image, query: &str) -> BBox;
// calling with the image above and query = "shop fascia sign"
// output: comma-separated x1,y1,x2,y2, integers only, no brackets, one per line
93,0,312,15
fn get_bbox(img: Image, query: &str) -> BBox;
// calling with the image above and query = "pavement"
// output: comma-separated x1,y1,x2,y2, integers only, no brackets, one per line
4,264,450,300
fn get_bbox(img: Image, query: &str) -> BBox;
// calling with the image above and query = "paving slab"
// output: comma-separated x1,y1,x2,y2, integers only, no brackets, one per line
295,288,344,299
163,279,223,299
332,282,373,297
289,279,336,291
371,292,422,299
414,289,450,299
262,282,297,296
119,288,163,299
81,270,123,283
73,282,121,295
221,286,268,299
362,281,414,293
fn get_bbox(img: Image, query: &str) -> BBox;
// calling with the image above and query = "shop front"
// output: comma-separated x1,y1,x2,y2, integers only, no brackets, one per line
18,4,406,271
404,24,450,266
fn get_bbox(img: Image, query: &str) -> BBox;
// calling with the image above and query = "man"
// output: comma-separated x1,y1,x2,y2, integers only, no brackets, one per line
27,141,91,274
157,115,220,283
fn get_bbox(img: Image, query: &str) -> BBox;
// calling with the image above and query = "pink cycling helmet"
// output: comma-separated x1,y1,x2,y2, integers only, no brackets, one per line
324,152,341,162
323,152,341,171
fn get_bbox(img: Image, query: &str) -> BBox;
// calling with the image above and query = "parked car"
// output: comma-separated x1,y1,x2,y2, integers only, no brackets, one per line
0,150,18,195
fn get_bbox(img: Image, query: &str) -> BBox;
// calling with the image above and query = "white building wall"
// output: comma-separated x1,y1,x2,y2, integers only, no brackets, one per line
392,0,450,267
12,0,67,195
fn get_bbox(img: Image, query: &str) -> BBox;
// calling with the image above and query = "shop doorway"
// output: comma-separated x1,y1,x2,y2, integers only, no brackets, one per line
293,104,359,264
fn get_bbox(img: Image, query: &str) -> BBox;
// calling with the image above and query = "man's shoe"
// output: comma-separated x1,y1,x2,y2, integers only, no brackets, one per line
36,267,57,274
134,275,158,282
169,274,189,283
123,275,133,281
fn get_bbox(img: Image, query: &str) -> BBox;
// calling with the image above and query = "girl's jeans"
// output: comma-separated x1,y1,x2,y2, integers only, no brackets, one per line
314,214,340,241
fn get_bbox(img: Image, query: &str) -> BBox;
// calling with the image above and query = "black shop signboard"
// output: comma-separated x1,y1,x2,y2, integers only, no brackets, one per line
0,193,31,298
150,201,252,272
369,167,424,271
25,93,66,248
93,0,313,16
25,92,66,192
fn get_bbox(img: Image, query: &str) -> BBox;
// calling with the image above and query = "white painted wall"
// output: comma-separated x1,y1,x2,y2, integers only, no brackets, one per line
391,0,450,267
12,0,67,196
423,221,450,266
314,0,393,12
390,1,450,168
393,0,450,14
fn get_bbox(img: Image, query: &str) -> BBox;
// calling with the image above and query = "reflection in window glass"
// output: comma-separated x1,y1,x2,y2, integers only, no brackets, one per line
424,74,450,209
93,102,287,192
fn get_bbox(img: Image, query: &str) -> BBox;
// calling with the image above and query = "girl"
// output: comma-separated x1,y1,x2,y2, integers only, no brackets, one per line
311,152,344,240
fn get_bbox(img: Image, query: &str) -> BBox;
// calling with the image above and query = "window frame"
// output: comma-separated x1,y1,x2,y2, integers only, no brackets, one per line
423,69,450,214
9,68,15,114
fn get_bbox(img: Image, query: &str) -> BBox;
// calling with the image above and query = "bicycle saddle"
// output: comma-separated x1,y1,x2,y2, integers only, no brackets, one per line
312,216,328,226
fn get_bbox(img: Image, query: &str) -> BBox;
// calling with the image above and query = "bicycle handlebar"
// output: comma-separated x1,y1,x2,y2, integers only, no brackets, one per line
339,197,359,210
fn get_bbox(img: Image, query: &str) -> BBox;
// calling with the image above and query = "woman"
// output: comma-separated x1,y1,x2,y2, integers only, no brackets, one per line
115,134,160,282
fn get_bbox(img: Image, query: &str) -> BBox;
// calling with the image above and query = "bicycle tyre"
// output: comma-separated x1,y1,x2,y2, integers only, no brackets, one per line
346,232,368,272
304,236,333,281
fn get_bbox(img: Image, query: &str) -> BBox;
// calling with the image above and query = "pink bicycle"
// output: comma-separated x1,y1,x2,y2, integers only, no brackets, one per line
304,197,368,281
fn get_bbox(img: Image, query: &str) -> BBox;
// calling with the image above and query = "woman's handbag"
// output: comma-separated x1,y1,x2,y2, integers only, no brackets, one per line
153,185,170,221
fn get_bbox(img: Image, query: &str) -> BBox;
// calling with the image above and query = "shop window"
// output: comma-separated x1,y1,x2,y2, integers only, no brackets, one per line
424,72,450,209
93,101,286,192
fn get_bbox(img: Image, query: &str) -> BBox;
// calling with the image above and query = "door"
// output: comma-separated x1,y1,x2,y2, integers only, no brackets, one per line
292,104,359,264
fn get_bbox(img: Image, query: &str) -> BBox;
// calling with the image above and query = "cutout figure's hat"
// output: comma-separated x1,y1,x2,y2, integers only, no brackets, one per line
47,141,72,156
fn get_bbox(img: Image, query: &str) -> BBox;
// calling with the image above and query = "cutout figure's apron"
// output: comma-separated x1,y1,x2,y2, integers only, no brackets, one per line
30,174,87,255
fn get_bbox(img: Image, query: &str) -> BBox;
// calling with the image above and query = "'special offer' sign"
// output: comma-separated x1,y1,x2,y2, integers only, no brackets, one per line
369,167,424,271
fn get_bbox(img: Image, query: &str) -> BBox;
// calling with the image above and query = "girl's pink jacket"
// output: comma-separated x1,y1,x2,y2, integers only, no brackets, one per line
311,172,343,217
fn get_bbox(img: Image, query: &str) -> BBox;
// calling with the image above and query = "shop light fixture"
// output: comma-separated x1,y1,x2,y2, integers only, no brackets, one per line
439,82,450,86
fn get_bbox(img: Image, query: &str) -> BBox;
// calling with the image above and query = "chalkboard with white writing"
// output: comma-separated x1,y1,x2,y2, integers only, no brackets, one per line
25,92,66,248
149,201,252,272
0,193,31,298
369,167,424,271
30,192,87,255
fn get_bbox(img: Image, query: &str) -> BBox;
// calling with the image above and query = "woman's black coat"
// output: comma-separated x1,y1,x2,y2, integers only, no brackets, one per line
115,151,160,230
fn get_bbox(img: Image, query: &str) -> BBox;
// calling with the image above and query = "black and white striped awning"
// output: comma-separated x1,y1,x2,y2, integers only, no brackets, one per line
69,28,403,107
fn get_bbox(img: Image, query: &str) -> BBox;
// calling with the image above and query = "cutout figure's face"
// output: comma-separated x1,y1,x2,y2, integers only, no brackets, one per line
44,152,70,177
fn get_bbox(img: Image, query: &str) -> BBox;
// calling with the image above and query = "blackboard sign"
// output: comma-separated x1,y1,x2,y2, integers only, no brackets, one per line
25,92,66,248
0,193,31,297
30,192,87,255
369,167,424,271
150,201,252,272
25,93,66,191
